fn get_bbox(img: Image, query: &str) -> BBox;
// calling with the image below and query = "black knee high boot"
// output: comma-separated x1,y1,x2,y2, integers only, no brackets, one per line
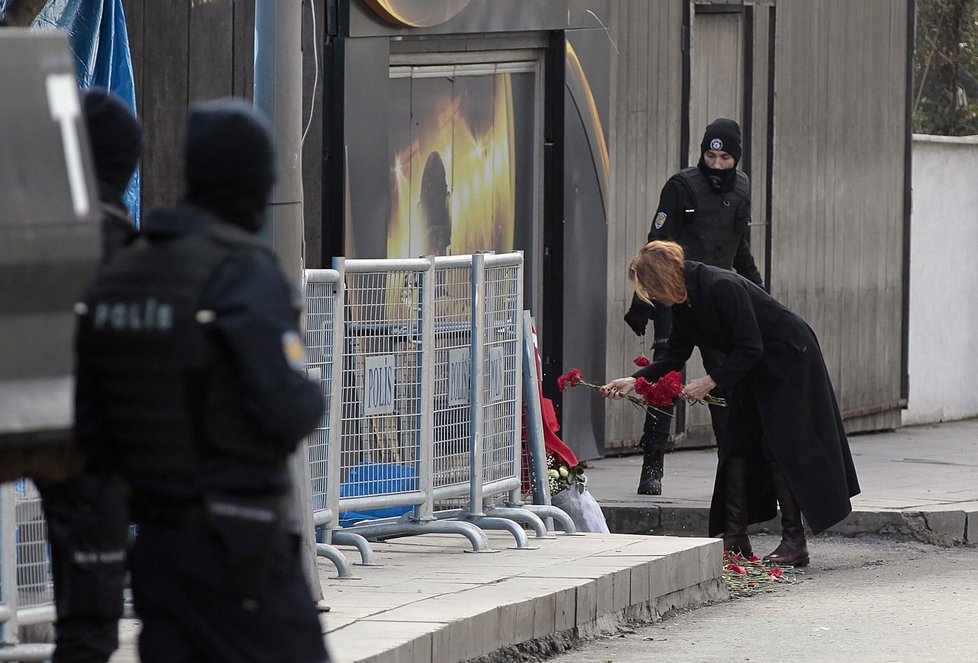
637,446,664,495
637,408,669,496
763,464,810,567
722,456,752,557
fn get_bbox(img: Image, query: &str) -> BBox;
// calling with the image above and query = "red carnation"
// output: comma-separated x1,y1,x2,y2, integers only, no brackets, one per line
724,562,747,576
645,371,683,408
633,355,651,367
557,368,584,392
633,377,654,401
769,567,784,579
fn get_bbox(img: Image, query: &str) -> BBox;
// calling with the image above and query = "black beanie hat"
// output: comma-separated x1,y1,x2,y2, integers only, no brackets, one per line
183,98,276,232
700,118,742,163
81,87,143,204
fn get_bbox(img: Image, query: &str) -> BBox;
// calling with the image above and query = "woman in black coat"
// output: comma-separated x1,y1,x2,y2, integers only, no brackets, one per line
602,241,860,565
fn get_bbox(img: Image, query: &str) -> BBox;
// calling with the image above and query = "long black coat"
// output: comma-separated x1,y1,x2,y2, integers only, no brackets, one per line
634,262,860,534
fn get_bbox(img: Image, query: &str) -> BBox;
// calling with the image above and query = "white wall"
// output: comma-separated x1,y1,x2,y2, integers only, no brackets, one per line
903,135,978,425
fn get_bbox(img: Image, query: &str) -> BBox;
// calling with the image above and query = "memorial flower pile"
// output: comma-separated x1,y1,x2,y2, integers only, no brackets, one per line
546,453,587,495
721,549,802,599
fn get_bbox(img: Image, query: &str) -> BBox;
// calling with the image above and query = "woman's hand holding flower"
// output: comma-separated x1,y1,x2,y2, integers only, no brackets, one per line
681,375,717,402
600,377,636,399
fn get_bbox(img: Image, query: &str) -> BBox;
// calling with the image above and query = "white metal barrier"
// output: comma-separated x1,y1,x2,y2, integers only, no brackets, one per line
0,479,55,650
310,257,491,555
305,252,572,567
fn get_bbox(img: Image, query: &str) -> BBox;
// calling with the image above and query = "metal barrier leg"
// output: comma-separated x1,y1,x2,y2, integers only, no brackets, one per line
519,504,582,535
0,643,55,661
484,506,552,540
345,520,495,553
330,530,378,566
466,516,536,550
315,543,357,579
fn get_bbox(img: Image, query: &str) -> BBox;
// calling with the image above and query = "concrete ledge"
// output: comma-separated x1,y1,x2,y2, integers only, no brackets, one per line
601,503,977,546
830,509,976,545
469,580,727,663
320,532,724,663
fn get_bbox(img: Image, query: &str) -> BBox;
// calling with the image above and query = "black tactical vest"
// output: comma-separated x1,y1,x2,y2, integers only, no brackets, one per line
671,167,751,270
76,209,284,478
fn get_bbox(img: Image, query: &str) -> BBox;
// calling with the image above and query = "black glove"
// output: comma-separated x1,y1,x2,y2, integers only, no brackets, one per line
624,303,648,336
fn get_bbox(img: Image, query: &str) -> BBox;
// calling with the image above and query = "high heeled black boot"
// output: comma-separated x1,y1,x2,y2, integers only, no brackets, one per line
722,456,753,557
763,463,810,567
636,447,664,495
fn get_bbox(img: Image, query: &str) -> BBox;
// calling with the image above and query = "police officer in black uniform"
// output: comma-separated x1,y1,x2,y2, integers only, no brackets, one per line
624,118,763,496
35,87,141,663
74,98,330,663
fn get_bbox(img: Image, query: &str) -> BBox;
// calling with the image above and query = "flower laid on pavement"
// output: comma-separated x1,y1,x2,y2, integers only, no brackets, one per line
721,549,802,599
724,562,747,576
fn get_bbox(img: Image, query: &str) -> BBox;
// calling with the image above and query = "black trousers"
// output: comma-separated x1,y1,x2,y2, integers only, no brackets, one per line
131,523,330,663
37,474,129,663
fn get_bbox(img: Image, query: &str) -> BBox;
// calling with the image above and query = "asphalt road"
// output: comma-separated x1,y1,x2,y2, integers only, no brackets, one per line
549,533,978,663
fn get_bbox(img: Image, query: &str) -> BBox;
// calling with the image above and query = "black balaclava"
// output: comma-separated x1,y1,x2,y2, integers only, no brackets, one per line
81,87,143,207
183,98,276,233
697,118,742,192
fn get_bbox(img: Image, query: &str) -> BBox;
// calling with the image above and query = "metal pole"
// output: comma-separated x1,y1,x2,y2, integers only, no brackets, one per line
416,257,436,521
469,254,486,517
0,483,20,646
521,312,553,512
509,252,525,506
326,259,345,539
254,0,323,602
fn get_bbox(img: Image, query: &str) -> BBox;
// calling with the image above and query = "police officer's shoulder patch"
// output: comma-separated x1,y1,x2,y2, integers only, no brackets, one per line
653,212,667,230
281,330,306,371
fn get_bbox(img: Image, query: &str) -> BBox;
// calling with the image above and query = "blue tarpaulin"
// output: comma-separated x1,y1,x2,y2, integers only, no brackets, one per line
1,0,141,223
338,462,418,528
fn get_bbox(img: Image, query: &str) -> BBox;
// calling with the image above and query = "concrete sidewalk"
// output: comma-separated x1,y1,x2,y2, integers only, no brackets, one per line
589,419,978,545
102,420,975,663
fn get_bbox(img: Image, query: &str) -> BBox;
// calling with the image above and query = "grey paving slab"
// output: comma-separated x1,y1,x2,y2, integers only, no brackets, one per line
328,620,442,663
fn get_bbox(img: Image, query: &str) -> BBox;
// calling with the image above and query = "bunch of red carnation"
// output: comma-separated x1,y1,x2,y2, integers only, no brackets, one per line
634,370,683,408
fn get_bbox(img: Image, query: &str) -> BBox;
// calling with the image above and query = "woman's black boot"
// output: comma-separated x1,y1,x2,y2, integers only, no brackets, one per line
722,456,753,557
637,447,664,495
763,463,810,567
637,411,669,495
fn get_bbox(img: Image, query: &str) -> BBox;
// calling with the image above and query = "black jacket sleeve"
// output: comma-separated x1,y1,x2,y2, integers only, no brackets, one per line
205,251,325,447
647,179,687,243
731,198,764,287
